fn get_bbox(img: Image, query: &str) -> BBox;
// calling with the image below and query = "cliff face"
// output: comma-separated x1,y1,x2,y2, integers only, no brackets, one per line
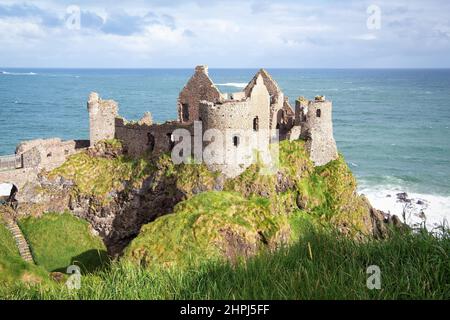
15,139,389,263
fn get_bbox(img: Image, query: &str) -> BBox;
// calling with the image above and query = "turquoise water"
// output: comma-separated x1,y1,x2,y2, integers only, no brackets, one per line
1,68,449,223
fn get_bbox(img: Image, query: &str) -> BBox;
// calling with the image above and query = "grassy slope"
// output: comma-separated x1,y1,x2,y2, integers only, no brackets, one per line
19,212,108,273
0,219,48,286
2,139,448,299
124,191,289,268
3,228,449,299
113,140,374,270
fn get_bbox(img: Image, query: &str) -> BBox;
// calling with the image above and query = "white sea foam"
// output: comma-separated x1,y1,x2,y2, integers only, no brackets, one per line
215,82,247,88
359,185,450,231
1,71,37,76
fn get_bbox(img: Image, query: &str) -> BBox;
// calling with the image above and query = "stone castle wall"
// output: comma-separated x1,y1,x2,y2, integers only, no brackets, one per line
198,74,271,177
297,99,338,166
0,138,89,189
88,92,118,146
177,65,222,123
115,118,194,158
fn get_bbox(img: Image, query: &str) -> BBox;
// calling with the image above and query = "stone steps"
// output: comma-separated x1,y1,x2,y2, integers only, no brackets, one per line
4,217,34,263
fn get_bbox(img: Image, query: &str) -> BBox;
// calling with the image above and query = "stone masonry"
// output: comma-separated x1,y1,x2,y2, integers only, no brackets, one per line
1,65,338,186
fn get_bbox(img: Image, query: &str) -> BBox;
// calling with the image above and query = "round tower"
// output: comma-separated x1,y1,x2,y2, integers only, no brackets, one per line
300,98,338,166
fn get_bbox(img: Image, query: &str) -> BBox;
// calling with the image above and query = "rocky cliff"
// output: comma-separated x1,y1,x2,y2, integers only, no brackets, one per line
13,139,397,265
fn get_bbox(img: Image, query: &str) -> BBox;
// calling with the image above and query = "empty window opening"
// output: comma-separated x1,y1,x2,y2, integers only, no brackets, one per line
182,103,189,121
316,109,321,118
167,133,175,150
253,116,259,131
47,152,52,158
233,135,240,147
147,133,155,152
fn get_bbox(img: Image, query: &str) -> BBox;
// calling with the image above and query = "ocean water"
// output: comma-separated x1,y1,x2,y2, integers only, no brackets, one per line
1,68,449,228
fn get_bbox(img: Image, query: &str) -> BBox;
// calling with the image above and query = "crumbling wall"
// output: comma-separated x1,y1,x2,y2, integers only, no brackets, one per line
115,118,194,158
0,138,88,190
87,92,118,146
244,68,292,132
177,65,222,123
16,138,89,171
199,75,271,177
298,100,338,166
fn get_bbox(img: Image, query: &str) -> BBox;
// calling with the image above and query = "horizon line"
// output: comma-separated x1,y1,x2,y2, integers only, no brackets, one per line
2,67,450,70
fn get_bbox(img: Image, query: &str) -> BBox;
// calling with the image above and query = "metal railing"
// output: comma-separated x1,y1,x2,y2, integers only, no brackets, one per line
0,154,23,171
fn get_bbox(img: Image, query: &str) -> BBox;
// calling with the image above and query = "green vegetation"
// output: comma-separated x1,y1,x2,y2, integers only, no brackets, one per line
1,139,448,300
0,218,48,286
19,212,108,273
2,227,448,299
49,152,152,202
124,191,289,269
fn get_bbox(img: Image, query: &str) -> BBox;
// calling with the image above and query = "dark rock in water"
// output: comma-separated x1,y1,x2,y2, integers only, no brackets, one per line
386,194,391,198
417,200,425,205
396,192,410,203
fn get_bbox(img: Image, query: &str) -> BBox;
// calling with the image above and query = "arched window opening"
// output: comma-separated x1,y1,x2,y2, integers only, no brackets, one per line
233,135,240,147
316,109,321,118
147,133,155,152
253,116,259,131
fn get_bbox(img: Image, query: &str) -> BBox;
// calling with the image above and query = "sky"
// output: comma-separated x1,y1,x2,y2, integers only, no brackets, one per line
0,0,449,68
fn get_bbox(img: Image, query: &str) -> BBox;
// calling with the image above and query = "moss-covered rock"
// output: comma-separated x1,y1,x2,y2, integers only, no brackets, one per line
123,191,291,269
48,152,152,202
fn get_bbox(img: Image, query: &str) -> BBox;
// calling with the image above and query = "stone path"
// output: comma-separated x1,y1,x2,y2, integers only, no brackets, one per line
4,216,34,263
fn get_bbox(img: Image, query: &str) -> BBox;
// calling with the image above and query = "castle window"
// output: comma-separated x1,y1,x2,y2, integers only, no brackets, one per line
316,109,321,118
182,103,189,122
47,152,52,158
233,135,240,147
147,133,155,152
253,117,259,131
167,133,175,150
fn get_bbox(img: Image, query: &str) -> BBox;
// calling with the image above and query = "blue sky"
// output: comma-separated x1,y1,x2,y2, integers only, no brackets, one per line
0,0,449,68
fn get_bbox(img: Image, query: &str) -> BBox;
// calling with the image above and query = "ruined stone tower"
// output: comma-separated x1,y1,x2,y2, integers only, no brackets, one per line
177,65,222,123
296,97,338,166
87,92,118,146
199,74,271,177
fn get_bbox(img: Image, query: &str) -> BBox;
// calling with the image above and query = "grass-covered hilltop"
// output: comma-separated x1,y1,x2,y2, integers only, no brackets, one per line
0,139,449,299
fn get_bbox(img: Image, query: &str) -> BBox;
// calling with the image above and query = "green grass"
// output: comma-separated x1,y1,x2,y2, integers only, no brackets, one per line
18,212,109,273
123,191,290,269
2,227,448,300
0,218,49,286
48,152,153,202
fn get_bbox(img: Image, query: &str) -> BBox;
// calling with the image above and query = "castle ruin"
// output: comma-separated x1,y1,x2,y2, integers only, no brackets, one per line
0,66,338,188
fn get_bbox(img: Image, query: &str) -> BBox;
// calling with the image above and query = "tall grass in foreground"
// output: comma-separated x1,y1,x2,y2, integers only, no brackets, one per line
2,228,449,300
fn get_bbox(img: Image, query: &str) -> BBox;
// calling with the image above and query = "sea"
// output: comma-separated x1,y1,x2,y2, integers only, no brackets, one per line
0,68,449,230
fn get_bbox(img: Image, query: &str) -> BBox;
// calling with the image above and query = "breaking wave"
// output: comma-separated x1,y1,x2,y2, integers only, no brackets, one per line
0,71,37,76
358,183,450,231
215,82,247,88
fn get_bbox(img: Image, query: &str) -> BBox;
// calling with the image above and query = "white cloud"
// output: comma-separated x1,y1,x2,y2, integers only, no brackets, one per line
0,0,449,67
